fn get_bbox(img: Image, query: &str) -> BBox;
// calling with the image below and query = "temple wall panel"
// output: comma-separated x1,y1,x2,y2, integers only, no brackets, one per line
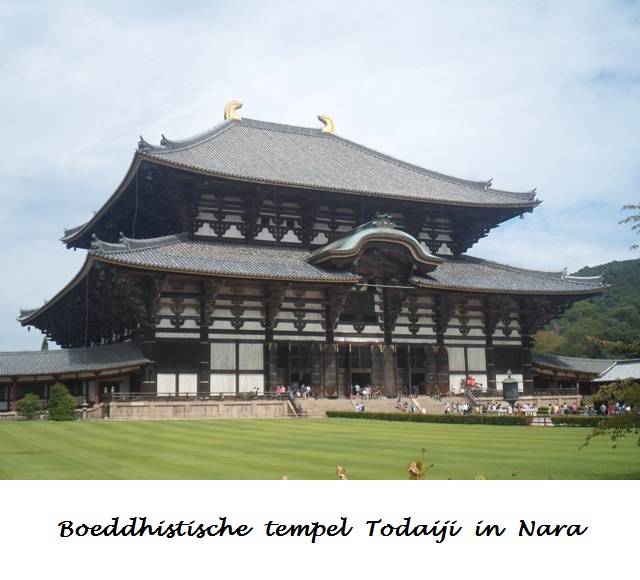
240,321,265,332
178,373,198,394
239,343,263,370
272,333,325,342
156,331,200,339
492,338,523,346
448,347,466,371
467,347,487,370
211,343,236,370
239,374,264,392
210,373,236,393
209,333,264,340
157,373,176,394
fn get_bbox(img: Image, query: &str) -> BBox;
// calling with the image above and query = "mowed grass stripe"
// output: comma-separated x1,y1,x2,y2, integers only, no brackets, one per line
0,419,638,480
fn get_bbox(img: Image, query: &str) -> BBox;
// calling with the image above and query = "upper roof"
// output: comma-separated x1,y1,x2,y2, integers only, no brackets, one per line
0,341,149,378
63,109,540,246
138,116,538,206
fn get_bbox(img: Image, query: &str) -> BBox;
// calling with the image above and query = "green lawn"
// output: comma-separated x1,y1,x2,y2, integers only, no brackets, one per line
0,418,637,479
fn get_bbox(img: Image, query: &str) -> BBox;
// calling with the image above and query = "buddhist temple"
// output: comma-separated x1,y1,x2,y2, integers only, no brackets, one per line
1,103,606,410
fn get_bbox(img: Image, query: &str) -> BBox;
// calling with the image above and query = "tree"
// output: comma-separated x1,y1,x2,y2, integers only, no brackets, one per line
15,393,43,419
582,378,640,449
47,383,77,421
620,203,640,250
41,337,49,351
532,330,567,354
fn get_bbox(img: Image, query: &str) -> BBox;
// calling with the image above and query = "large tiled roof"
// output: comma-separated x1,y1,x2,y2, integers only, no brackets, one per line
138,117,538,207
88,234,603,294
411,256,604,294
90,234,359,282
0,342,150,378
531,352,615,375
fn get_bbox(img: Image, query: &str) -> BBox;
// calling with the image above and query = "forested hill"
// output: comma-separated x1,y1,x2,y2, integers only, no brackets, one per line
533,258,640,359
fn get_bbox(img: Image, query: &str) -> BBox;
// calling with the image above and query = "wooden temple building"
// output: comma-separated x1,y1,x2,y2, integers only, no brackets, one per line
1,102,606,410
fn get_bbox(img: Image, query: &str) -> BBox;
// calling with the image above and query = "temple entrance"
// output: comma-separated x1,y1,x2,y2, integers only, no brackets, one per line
410,373,426,396
351,372,370,396
290,372,311,391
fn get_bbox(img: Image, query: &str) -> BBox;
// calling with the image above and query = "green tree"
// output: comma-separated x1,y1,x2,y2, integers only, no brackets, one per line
532,330,567,354
582,379,640,449
47,383,77,421
41,337,49,350
620,203,640,250
536,259,640,358
15,393,43,419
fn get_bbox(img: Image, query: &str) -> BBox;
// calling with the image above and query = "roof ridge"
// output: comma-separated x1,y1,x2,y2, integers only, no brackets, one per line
138,117,326,154
460,255,606,285
138,115,517,194
91,232,188,253
138,118,236,153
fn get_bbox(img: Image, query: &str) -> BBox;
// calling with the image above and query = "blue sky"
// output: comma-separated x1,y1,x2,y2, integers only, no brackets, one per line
1,0,639,351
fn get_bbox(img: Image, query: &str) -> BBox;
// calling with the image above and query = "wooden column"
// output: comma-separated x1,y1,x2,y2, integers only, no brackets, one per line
10,378,18,412
268,343,278,392
382,345,396,396
94,373,101,404
372,344,382,387
141,325,157,395
311,344,321,396
323,344,338,397
485,334,496,392
519,299,535,393
198,329,210,396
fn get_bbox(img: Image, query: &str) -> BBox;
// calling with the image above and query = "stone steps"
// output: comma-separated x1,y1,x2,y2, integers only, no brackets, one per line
296,396,467,418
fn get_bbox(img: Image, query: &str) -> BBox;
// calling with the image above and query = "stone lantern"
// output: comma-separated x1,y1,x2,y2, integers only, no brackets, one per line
502,370,519,408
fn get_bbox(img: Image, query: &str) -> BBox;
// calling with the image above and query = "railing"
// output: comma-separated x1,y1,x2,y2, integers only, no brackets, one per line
470,387,580,399
107,391,289,403
287,394,305,418
465,389,481,409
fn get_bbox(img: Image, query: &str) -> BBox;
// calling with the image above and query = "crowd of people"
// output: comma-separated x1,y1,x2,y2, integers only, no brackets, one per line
444,401,472,414
352,384,384,399
274,384,311,398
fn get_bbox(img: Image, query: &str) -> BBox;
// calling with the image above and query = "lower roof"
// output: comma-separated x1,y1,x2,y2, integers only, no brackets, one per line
18,233,605,327
411,256,605,294
0,342,150,379
90,233,359,283
90,234,604,294
594,359,640,383
532,352,640,382
531,352,615,376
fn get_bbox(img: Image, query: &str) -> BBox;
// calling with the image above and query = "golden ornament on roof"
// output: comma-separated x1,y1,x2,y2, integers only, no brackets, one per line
318,114,335,133
224,101,243,120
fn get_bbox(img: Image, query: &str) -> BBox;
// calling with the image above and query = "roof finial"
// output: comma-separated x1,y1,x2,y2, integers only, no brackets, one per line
224,101,243,120
318,114,335,133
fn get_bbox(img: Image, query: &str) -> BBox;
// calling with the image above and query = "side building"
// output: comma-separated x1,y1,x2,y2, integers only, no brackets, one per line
2,103,605,409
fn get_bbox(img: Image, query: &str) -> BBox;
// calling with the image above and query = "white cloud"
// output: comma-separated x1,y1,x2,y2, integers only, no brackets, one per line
1,0,638,350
